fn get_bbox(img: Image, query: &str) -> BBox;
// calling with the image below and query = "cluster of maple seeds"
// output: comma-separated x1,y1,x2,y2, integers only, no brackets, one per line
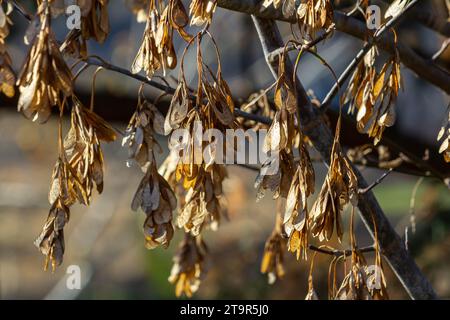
3,0,438,299
263,0,334,39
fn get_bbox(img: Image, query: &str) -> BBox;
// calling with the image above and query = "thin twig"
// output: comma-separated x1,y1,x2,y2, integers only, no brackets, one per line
308,244,375,257
358,168,394,194
267,25,335,63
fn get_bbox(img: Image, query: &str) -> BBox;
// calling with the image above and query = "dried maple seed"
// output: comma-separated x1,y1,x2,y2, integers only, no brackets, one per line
297,0,334,39
189,0,216,26
125,92,177,249
311,118,358,242
17,3,72,123
260,215,286,284
344,40,402,145
169,234,208,297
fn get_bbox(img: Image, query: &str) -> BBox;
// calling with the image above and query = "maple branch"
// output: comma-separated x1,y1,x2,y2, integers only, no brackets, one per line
358,168,394,195
308,244,375,257
251,16,437,299
216,0,450,95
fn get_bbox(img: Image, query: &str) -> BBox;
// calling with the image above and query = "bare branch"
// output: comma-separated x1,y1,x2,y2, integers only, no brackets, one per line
308,244,375,257
358,168,394,195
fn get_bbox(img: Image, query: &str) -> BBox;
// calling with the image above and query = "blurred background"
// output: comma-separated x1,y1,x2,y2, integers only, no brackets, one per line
0,0,449,299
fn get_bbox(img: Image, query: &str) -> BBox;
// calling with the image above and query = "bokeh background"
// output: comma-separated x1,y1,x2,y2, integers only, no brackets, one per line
0,0,449,299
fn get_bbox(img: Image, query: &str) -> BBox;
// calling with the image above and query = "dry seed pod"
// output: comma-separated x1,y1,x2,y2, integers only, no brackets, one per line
335,252,372,300
122,96,165,170
81,0,109,43
54,96,116,206
189,0,217,26
262,0,299,17
163,31,234,235
132,166,177,249
297,0,334,39
132,0,188,78
169,234,208,297
132,4,162,79
333,207,388,300
125,90,177,249
311,118,358,242
255,150,296,200
283,145,315,259
177,164,227,235
16,5,72,123
260,206,286,285
48,156,88,207
34,198,70,272
257,54,314,202
345,43,402,145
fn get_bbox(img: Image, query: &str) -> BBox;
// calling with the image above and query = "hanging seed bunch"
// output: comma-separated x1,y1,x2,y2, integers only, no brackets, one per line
16,2,72,123
189,0,217,26
344,38,402,145
34,197,70,272
123,91,178,249
261,230,286,284
310,117,358,242
256,53,315,259
0,0,15,98
79,0,109,43
333,210,388,300
169,234,208,297
132,0,190,79
437,104,450,163
58,96,117,205
164,32,235,236
122,90,165,170
334,250,372,299
256,55,313,202
284,141,315,260
36,96,116,270
260,203,286,284
255,150,297,201
297,0,334,39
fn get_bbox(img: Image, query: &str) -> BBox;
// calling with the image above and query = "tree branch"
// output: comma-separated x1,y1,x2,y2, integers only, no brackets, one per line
251,15,437,299
217,0,450,94
308,244,375,257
